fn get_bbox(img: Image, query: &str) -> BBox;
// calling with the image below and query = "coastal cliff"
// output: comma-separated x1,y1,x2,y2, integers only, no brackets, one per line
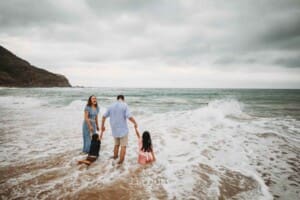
0,46,71,87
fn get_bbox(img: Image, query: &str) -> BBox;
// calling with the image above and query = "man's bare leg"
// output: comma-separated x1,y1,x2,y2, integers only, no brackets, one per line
118,146,126,164
113,145,120,159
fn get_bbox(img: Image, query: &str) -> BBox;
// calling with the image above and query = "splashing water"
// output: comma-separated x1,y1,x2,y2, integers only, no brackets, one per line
0,88,299,199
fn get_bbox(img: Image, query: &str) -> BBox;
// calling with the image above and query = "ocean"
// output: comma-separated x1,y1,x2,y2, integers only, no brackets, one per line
0,87,299,199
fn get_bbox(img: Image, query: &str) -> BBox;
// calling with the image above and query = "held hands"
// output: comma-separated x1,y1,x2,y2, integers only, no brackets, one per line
101,125,106,133
99,126,105,141
99,131,103,141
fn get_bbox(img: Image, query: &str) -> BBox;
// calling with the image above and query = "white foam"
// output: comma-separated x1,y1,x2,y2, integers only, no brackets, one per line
63,100,86,112
135,99,274,199
0,95,296,199
0,96,47,109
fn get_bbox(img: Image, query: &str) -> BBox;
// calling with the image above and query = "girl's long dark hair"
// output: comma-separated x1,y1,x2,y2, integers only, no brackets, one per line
141,131,152,152
87,95,98,107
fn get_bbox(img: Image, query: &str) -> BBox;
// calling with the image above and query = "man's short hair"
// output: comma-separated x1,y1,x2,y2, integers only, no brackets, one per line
117,95,125,100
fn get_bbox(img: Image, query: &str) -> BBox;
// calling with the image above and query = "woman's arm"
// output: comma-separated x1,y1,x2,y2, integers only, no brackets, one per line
95,115,99,131
134,127,140,139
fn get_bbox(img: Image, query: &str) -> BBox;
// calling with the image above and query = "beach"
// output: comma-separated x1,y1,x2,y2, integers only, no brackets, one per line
0,87,299,199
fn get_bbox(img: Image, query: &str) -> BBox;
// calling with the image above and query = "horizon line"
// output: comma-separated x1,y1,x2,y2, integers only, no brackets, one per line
2,86,299,90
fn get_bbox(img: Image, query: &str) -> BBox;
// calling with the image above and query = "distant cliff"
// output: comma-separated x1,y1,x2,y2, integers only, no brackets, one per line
0,45,71,87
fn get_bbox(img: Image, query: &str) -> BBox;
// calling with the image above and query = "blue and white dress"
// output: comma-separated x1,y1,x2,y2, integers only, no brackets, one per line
82,106,99,153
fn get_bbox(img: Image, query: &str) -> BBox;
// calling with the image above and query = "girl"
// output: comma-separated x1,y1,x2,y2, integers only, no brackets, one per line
82,95,100,153
134,127,156,164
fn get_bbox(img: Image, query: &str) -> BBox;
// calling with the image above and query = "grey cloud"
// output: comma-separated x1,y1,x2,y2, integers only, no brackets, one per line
85,0,187,22
0,0,75,28
274,56,300,68
248,11,300,52
1,0,300,71
214,57,257,65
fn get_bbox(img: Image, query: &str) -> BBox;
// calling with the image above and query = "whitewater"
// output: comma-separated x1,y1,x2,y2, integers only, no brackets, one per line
0,88,299,199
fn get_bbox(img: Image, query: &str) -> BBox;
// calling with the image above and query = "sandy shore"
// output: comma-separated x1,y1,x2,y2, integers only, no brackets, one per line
0,149,270,199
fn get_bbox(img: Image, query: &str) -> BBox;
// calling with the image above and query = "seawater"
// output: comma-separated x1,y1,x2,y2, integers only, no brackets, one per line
0,88,299,199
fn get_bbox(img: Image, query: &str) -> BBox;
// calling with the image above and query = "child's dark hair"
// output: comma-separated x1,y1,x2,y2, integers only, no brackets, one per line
92,134,99,141
141,131,152,152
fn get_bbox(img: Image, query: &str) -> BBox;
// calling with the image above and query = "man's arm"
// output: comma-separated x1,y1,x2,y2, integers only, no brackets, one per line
101,116,106,130
100,116,106,139
128,116,138,128
100,107,110,139
125,105,137,128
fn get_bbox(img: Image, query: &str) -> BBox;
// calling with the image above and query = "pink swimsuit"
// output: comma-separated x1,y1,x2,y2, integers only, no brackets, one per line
138,139,154,164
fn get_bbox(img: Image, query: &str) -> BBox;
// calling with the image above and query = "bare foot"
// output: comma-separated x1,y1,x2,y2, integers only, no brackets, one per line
117,160,124,165
110,156,118,160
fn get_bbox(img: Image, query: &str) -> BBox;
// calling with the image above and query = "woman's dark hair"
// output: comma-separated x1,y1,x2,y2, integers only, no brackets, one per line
87,95,98,107
141,131,152,152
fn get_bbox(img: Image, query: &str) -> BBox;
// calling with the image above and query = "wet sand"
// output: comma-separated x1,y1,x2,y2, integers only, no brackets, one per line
0,150,273,200
0,151,168,200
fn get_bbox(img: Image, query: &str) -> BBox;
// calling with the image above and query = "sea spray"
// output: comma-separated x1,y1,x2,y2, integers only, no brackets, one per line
0,88,299,199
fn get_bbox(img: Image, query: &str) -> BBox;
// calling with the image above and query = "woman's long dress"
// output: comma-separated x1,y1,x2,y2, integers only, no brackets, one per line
82,106,99,153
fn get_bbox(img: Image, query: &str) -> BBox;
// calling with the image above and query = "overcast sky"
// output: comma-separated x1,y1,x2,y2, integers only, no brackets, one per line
1,0,300,88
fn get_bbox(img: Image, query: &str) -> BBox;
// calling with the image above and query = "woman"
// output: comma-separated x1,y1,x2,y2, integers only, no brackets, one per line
82,95,100,153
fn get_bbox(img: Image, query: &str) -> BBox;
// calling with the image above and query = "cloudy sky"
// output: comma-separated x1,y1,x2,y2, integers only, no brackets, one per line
1,0,300,88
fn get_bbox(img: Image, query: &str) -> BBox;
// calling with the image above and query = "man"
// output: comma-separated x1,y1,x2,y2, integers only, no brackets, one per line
100,95,138,164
